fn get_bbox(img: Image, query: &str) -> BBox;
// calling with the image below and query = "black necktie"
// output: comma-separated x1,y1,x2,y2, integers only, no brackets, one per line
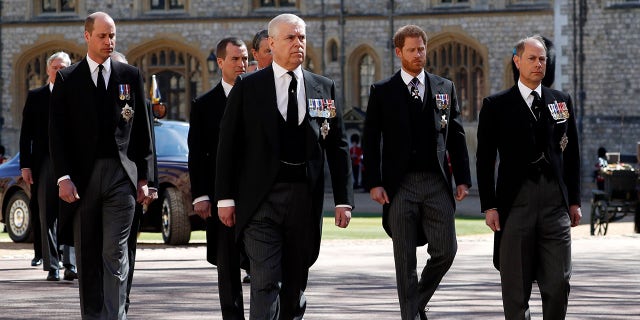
287,71,298,127
409,77,422,103
531,91,543,121
97,64,106,96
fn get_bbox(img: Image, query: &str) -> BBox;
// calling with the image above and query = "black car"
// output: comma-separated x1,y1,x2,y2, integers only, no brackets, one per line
0,153,32,242
0,120,203,245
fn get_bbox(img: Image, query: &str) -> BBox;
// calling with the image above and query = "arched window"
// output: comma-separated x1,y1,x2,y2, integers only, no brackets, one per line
328,39,338,62
14,48,83,127
24,50,82,91
359,54,375,109
427,40,485,122
129,46,202,122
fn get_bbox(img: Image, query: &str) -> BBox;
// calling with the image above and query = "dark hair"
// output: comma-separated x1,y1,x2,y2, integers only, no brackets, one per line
393,25,428,49
0,145,5,155
598,147,607,158
252,29,269,51
350,134,360,144
216,37,246,59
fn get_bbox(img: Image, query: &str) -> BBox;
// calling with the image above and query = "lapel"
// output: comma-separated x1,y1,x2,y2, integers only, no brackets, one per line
256,67,280,152
507,86,534,123
426,72,446,133
108,60,122,99
76,59,100,117
539,86,556,124
390,72,412,131
302,70,321,141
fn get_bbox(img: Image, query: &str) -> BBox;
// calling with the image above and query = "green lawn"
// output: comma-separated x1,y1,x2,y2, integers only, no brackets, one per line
321,214,489,239
1,215,490,243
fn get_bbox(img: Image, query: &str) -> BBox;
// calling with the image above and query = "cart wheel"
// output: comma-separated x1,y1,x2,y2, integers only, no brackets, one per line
590,200,609,236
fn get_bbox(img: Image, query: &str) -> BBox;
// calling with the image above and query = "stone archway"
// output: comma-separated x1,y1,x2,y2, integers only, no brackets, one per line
427,31,489,122
11,39,84,129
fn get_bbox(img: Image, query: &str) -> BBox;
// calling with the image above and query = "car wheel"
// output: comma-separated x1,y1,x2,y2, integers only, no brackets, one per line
6,190,34,243
160,187,191,245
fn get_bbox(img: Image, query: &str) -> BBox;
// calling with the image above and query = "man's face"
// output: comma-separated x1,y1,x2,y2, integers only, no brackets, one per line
269,22,305,70
84,15,116,64
396,36,426,77
218,43,248,85
47,58,68,84
252,38,272,69
514,39,546,89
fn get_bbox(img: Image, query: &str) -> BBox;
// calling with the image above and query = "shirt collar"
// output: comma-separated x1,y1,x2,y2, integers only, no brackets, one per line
517,80,542,102
221,79,234,97
400,68,425,86
87,54,112,74
272,62,302,81
49,82,54,92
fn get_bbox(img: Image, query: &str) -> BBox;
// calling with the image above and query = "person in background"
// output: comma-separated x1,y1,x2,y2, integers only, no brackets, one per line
594,146,608,190
250,29,272,70
188,37,249,319
363,24,471,319
0,145,8,164
215,14,353,319
476,35,581,319
49,12,154,319
20,51,77,282
247,60,258,72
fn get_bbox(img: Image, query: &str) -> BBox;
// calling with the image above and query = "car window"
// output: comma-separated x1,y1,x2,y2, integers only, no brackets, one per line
154,123,189,157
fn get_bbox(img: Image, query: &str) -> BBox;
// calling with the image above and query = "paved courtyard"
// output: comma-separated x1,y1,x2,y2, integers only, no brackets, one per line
1,193,639,319
1,223,639,319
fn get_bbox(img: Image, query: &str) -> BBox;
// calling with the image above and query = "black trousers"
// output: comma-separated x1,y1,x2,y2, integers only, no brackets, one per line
388,171,457,320
243,182,311,320
125,203,143,313
74,159,135,320
499,174,572,320
212,217,245,320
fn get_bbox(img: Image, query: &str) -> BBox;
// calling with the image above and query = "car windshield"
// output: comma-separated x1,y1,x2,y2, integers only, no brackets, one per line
154,122,189,157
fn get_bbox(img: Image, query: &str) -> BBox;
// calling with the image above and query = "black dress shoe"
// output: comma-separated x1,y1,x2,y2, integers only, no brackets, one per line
47,270,60,281
418,310,428,320
242,274,251,283
63,267,78,281
31,257,43,267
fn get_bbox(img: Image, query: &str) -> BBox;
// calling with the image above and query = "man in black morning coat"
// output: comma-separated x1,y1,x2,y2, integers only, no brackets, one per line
49,12,154,320
476,35,581,319
215,13,353,320
363,25,471,320
188,37,249,320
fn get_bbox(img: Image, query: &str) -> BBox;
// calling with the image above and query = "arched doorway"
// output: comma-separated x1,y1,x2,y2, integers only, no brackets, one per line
128,40,206,122
426,34,488,123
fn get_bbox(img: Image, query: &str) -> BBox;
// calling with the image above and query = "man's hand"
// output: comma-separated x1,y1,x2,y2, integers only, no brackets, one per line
485,209,500,232
370,186,389,205
143,188,158,206
21,169,34,185
569,205,582,227
136,179,150,204
218,206,236,227
455,184,470,201
335,207,351,228
194,200,212,220
58,179,79,203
